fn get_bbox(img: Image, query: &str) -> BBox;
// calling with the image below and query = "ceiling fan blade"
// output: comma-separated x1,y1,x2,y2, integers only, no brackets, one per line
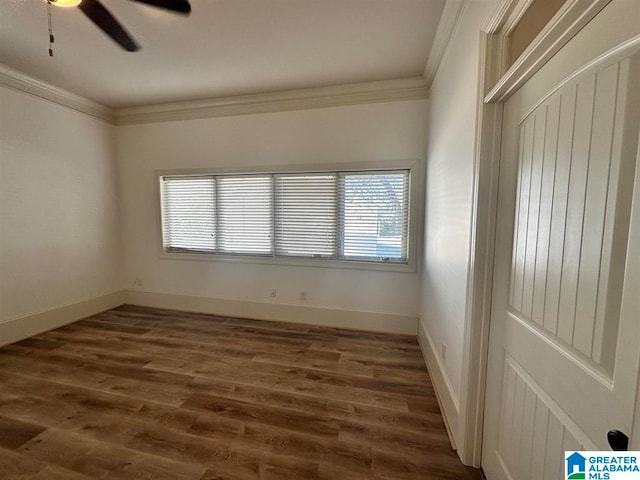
130,0,191,15
79,0,140,52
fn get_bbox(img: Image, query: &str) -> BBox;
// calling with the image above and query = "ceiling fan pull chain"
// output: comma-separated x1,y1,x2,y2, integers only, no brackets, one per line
47,0,55,57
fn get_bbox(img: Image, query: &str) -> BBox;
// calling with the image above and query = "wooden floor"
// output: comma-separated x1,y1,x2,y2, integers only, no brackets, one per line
0,305,480,480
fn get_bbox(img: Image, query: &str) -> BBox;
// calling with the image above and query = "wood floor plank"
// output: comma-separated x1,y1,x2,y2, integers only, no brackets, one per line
125,425,262,478
0,415,46,449
338,420,453,454
0,305,481,479
19,428,206,480
182,393,341,438
242,422,371,473
185,377,444,433
251,351,374,378
0,446,93,480
0,446,48,479
257,457,320,480
0,395,83,428
151,357,412,411
372,448,482,480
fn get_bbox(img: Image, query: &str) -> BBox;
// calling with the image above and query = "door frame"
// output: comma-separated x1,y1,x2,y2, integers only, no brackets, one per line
458,0,619,467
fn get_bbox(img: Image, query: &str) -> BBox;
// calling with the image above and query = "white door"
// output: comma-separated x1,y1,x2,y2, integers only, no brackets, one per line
482,2,640,479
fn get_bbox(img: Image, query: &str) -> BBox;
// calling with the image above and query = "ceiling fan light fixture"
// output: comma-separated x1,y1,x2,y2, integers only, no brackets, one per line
50,0,82,7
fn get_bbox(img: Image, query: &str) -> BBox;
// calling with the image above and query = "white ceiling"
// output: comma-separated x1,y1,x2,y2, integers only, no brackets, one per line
0,0,445,108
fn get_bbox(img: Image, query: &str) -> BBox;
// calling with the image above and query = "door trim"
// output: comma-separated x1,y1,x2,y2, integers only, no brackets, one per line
484,0,611,103
456,31,503,467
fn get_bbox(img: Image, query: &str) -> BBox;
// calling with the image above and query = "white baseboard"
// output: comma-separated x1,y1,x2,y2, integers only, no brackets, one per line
417,320,461,450
125,290,418,335
0,290,126,348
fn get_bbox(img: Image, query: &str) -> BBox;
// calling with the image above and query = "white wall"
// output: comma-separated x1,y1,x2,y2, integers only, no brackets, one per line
420,0,495,435
116,100,429,331
0,86,123,340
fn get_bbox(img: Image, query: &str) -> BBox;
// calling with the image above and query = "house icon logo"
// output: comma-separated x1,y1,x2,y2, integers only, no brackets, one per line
566,452,586,479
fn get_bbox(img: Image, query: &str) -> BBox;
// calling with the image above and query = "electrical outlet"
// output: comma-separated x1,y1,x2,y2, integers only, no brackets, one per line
299,291,307,301
440,343,447,361
132,278,143,287
269,289,277,298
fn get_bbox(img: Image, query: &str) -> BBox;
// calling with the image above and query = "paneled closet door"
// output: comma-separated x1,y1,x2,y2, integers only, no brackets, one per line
482,2,640,479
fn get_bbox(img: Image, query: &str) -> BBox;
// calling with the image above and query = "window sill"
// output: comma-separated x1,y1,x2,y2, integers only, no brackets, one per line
158,251,417,273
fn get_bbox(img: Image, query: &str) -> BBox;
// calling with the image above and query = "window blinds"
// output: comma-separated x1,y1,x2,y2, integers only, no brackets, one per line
217,175,273,255
160,169,410,263
340,172,409,261
274,174,337,257
161,176,216,253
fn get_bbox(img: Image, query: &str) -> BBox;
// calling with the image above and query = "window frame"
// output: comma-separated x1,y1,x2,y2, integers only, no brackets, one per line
155,160,422,273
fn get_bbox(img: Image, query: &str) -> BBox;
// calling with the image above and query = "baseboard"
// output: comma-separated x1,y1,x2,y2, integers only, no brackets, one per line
124,290,418,335
417,320,461,450
0,290,126,348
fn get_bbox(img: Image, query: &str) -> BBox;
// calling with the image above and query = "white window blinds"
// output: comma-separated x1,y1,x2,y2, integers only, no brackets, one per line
161,176,216,253
340,172,409,261
274,174,337,257
217,175,273,255
160,169,410,264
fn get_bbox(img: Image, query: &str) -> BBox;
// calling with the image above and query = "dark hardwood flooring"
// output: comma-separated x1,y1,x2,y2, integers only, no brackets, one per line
0,305,480,479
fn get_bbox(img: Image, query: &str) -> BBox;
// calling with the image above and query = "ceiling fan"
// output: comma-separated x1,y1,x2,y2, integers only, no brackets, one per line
47,0,192,52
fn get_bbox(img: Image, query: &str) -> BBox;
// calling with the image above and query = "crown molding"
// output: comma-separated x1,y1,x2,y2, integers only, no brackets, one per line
0,63,113,123
113,77,429,126
423,0,468,87
0,64,428,126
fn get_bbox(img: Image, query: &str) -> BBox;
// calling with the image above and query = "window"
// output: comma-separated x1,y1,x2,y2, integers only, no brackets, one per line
275,174,337,258
161,176,216,252
160,169,410,264
217,175,273,255
340,172,409,261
